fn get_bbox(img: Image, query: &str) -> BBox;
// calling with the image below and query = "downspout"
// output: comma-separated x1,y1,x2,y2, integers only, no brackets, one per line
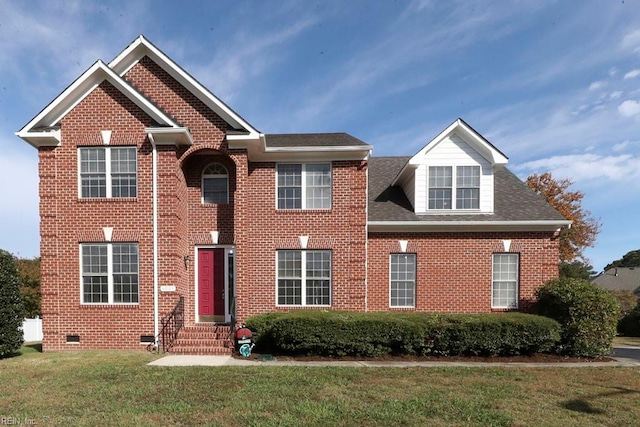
149,136,160,347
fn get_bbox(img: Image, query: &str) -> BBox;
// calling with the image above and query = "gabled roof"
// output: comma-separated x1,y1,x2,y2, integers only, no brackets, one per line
109,35,260,140
393,118,508,186
369,156,571,231
15,60,181,148
592,267,640,296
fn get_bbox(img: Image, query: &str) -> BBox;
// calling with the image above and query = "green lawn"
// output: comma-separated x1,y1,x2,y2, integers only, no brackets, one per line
1,345,639,426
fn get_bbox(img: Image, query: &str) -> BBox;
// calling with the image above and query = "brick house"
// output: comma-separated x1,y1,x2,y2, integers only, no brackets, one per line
16,36,570,353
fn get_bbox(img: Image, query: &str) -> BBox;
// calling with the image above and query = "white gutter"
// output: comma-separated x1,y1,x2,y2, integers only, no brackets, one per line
368,220,572,233
149,136,160,347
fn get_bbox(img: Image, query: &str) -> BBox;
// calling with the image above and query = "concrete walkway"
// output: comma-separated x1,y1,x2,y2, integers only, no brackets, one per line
148,351,640,368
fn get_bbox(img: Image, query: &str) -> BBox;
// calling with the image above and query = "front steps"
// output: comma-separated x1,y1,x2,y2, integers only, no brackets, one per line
168,324,234,355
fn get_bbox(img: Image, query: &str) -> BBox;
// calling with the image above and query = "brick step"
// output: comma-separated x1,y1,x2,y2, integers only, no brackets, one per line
168,346,233,355
173,338,230,347
167,324,235,355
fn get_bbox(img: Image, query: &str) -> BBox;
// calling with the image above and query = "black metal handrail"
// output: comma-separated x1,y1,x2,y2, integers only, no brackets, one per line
228,296,237,342
159,296,184,353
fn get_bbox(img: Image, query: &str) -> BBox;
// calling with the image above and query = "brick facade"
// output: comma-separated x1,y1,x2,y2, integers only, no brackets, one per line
367,232,560,313
24,39,564,352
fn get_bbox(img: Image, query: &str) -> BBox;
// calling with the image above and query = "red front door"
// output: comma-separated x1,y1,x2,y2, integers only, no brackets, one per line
198,248,226,322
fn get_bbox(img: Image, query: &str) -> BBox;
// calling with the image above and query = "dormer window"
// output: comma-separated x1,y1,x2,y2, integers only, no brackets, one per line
202,163,228,204
428,165,480,210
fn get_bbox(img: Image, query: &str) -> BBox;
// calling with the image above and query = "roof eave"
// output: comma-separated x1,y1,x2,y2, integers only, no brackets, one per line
145,127,193,146
367,220,572,233
14,129,61,148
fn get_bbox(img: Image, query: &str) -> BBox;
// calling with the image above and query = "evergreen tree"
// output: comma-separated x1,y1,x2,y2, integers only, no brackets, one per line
0,250,24,356
604,249,640,271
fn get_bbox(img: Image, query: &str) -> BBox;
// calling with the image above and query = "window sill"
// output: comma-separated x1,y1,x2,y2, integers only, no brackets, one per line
78,198,138,203
275,209,332,213
80,303,140,308
275,304,332,308
389,306,415,310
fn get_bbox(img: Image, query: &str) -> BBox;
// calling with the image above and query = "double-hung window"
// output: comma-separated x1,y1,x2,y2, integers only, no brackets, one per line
277,250,331,306
492,253,519,309
202,163,228,204
79,147,137,198
427,165,480,210
390,254,416,307
81,243,139,304
277,163,331,209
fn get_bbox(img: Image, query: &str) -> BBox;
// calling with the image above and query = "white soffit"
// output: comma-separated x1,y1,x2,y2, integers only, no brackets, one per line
109,35,260,139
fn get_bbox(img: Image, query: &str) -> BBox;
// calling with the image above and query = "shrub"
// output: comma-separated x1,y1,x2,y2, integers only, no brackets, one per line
0,250,24,357
618,302,640,337
535,278,619,357
245,310,560,358
609,290,639,320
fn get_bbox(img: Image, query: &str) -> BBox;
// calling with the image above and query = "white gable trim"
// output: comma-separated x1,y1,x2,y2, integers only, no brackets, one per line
16,60,180,148
109,35,260,139
392,118,508,187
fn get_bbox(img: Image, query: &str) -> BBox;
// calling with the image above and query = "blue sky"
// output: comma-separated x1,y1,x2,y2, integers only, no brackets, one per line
1,1,639,271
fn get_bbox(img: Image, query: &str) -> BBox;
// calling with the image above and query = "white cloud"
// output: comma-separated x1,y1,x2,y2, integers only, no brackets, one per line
609,67,619,76
514,153,640,185
610,91,623,99
589,81,606,91
624,69,640,79
620,28,640,53
618,100,640,117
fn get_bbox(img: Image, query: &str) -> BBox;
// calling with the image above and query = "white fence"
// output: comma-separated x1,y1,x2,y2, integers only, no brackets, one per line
21,317,43,342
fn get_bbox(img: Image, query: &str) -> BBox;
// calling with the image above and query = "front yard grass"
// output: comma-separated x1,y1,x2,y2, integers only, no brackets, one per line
1,345,639,426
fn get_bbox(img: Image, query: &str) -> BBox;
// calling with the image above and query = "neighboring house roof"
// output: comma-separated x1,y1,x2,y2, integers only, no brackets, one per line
265,133,370,148
592,267,640,296
368,156,570,231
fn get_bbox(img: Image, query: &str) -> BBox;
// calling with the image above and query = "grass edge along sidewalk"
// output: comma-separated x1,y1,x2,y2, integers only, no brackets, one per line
1,345,640,426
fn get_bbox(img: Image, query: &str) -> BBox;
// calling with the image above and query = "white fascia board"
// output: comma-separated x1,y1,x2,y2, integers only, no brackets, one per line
145,127,193,146
368,220,572,233
16,60,178,148
109,35,260,138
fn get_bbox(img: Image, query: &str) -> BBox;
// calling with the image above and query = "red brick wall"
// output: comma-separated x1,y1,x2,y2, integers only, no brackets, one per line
235,160,369,320
40,81,156,351
367,231,560,313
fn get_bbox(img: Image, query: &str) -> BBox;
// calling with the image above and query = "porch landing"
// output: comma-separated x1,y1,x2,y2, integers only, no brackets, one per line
168,324,234,355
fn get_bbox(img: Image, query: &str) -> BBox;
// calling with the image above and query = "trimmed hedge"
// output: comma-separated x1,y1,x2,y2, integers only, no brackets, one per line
245,310,561,357
535,278,620,357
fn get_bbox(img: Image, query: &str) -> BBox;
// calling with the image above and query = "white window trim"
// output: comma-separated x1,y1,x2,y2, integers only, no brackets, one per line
77,147,137,199
491,253,519,309
426,165,481,211
79,243,139,305
275,250,332,307
389,253,416,308
201,163,229,204
275,163,332,210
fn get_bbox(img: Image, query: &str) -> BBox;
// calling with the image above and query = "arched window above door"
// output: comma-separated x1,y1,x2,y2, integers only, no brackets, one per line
202,163,228,204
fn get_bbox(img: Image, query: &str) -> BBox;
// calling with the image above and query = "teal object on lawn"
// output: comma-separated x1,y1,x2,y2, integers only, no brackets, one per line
239,343,254,357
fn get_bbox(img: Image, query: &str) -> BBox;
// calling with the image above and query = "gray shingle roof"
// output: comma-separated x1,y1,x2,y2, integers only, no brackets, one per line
265,133,370,148
592,267,640,296
368,156,567,222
